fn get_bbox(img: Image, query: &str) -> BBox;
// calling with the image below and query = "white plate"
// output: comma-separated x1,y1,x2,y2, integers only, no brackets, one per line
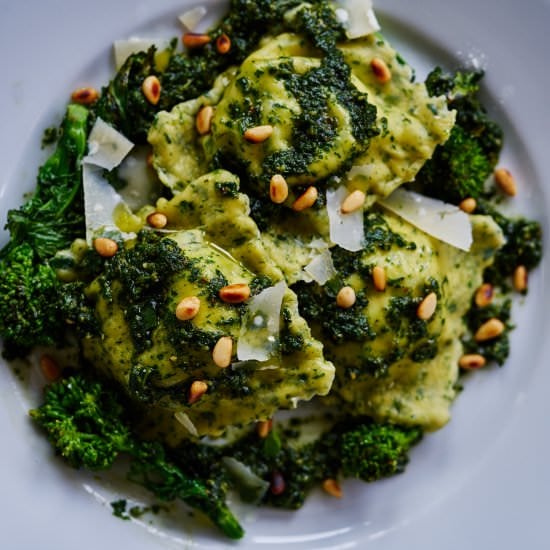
1,1,549,549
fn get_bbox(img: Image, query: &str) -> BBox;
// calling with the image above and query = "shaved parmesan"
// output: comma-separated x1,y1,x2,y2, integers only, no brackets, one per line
83,118,134,171
334,0,380,39
174,411,199,437
222,457,270,503
113,38,171,70
237,281,287,362
82,165,123,243
178,6,208,31
303,248,336,285
378,188,473,251
326,186,364,252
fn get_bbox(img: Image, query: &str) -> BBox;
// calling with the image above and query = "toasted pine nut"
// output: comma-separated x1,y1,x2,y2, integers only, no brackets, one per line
216,33,231,54
459,197,477,213
257,419,273,438
188,380,208,404
213,336,233,368
146,211,168,229
270,471,285,495
71,87,99,105
322,478,343,498
93,237,118,258
269,174,289,204
183,32,211,48
417,292,437,320
336,286,356,308
513,265,528,293
459,354,487,370
39,355,61,382
142,75,161,105
146,151,154,167
341,189,366,214
292,186,318,211
494,168,517,196
371,57,392,83
244,125,274,143
474,283,494,308
196,105,214,135
219,283,251,304
176,296,201,321
372,266,386,292
475,318,505,342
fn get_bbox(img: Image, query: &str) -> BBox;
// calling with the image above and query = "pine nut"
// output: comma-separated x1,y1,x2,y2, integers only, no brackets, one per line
71,87,99,105
513,265,528,292
371,57,392,83
142,75,161,105
341,189,366,214
417,292,437,320
322,478,343,498
93,237,118,258
474,283,494,308
216,33,231,54
212,336,233,368
175,296,201,321
372,265,386,292
336,286,356,308
270,471,285,495
219,283,251,304
196,105,214,135
269,174,289,204
146,211,168,229
459,354,487,370
292,186,318,211
459,197,477,213
188,380,208,404
475,318,505,342
182,32,211,48
39,354,61,381
244,125,273,143
257,419,273,438
494,168,517,196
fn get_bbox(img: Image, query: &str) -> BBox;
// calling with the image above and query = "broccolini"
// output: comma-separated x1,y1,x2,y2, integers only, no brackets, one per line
30,374,244,539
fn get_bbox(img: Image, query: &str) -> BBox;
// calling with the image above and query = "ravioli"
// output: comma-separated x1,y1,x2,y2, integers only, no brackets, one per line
294,211,504,430
82,171,334,440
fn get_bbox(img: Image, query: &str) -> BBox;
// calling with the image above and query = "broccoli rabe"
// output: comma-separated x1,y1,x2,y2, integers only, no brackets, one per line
0,104,89,357
477,201,543,289
417,68,503,203
30,374,244,539
170,417,422,510
339,422,422,482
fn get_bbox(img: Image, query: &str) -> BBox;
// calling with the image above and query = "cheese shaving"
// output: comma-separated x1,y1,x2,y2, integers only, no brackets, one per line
334,0,380,39
326,186,364,252
178,6,208,31
174,411,199,437
113,38,171,70
83,118,134,171
303,248,337,285
378,188,473,251
237,281,287,362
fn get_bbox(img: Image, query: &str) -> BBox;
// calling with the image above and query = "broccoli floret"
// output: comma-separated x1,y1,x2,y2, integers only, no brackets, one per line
30,374,244,539
30,374,133,469
0,243,61,357
340,422,422,482
417,68,503,203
